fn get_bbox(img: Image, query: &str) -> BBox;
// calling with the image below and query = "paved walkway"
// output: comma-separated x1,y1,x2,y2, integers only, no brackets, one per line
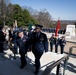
0,50,76,75
0,32,76,75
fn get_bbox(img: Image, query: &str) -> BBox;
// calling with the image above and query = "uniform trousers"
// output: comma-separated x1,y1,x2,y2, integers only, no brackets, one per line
60,45,64,54
0,43,4,52
55,45,58,53
33,51,43,71
50,43,54,52
20,51,27,66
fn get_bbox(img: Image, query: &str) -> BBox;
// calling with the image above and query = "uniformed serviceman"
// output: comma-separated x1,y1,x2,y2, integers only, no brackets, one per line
9,26,18,59
30,24,48,75
54,36,60,53
49,34,55,52
16,28,29,69
60,36,66,54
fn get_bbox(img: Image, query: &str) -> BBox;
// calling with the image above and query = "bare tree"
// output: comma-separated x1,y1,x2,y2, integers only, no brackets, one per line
37,9,52,27
23,6,38,16
21,6,53,27
0,0,11,25
25,8,52,27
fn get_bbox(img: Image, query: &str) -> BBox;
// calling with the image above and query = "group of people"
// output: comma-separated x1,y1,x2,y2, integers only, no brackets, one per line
0,24,66,75
49,34,66,54
0,24,48,75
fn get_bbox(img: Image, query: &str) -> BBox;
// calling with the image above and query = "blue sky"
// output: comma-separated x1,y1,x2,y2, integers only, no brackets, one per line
11,0,76,20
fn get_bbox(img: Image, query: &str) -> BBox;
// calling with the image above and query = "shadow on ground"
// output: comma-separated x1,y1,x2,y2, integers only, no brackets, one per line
0,52,55,75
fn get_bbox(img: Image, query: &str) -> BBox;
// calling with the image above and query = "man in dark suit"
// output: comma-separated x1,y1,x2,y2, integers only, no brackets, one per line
17,28,29,69
30,24,48,74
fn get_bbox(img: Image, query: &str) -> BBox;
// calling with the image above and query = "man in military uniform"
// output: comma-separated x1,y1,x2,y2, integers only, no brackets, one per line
30,24,48,74
9,26,18,59
54,36,60,53
60,36,66,54
17,28,29,69
49,34,55,52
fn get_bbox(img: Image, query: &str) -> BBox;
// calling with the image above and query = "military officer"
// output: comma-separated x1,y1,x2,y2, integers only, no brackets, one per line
49,34,55,52
60,36,66,54
30,24,48,75
9,26,18,59
54,36,60,53
17,28,29,69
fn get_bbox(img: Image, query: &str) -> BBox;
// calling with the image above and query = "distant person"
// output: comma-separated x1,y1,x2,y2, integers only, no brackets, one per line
28,28,34,38
9,26,15,40
63,29,66,34
13,23,18,30
3,28,9,50
0,25,6,53
49,34,55,52
54,36,60,53
23,29,27,36
60,36,66,54
9,26,18,59
29,24,48,74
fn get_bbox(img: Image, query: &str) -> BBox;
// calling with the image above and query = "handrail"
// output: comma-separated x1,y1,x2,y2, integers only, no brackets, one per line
42,54,68,75
66,40,76,44
69,46,76,56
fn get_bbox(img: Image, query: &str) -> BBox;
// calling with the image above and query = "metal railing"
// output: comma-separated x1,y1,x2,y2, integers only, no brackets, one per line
66,41,76,57
42,55,68,75
69,46,76,56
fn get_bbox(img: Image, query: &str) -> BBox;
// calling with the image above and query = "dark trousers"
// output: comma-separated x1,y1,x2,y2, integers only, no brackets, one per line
20,52,27,66
10,42,18,54
50,43,54,52
0,43,4,52
55,45,58,53
33,51,43,71
60,45,64,54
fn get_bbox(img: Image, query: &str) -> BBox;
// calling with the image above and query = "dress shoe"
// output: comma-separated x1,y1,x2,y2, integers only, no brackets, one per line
34,70,39,75
33,64,36,67
20,64,26,69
